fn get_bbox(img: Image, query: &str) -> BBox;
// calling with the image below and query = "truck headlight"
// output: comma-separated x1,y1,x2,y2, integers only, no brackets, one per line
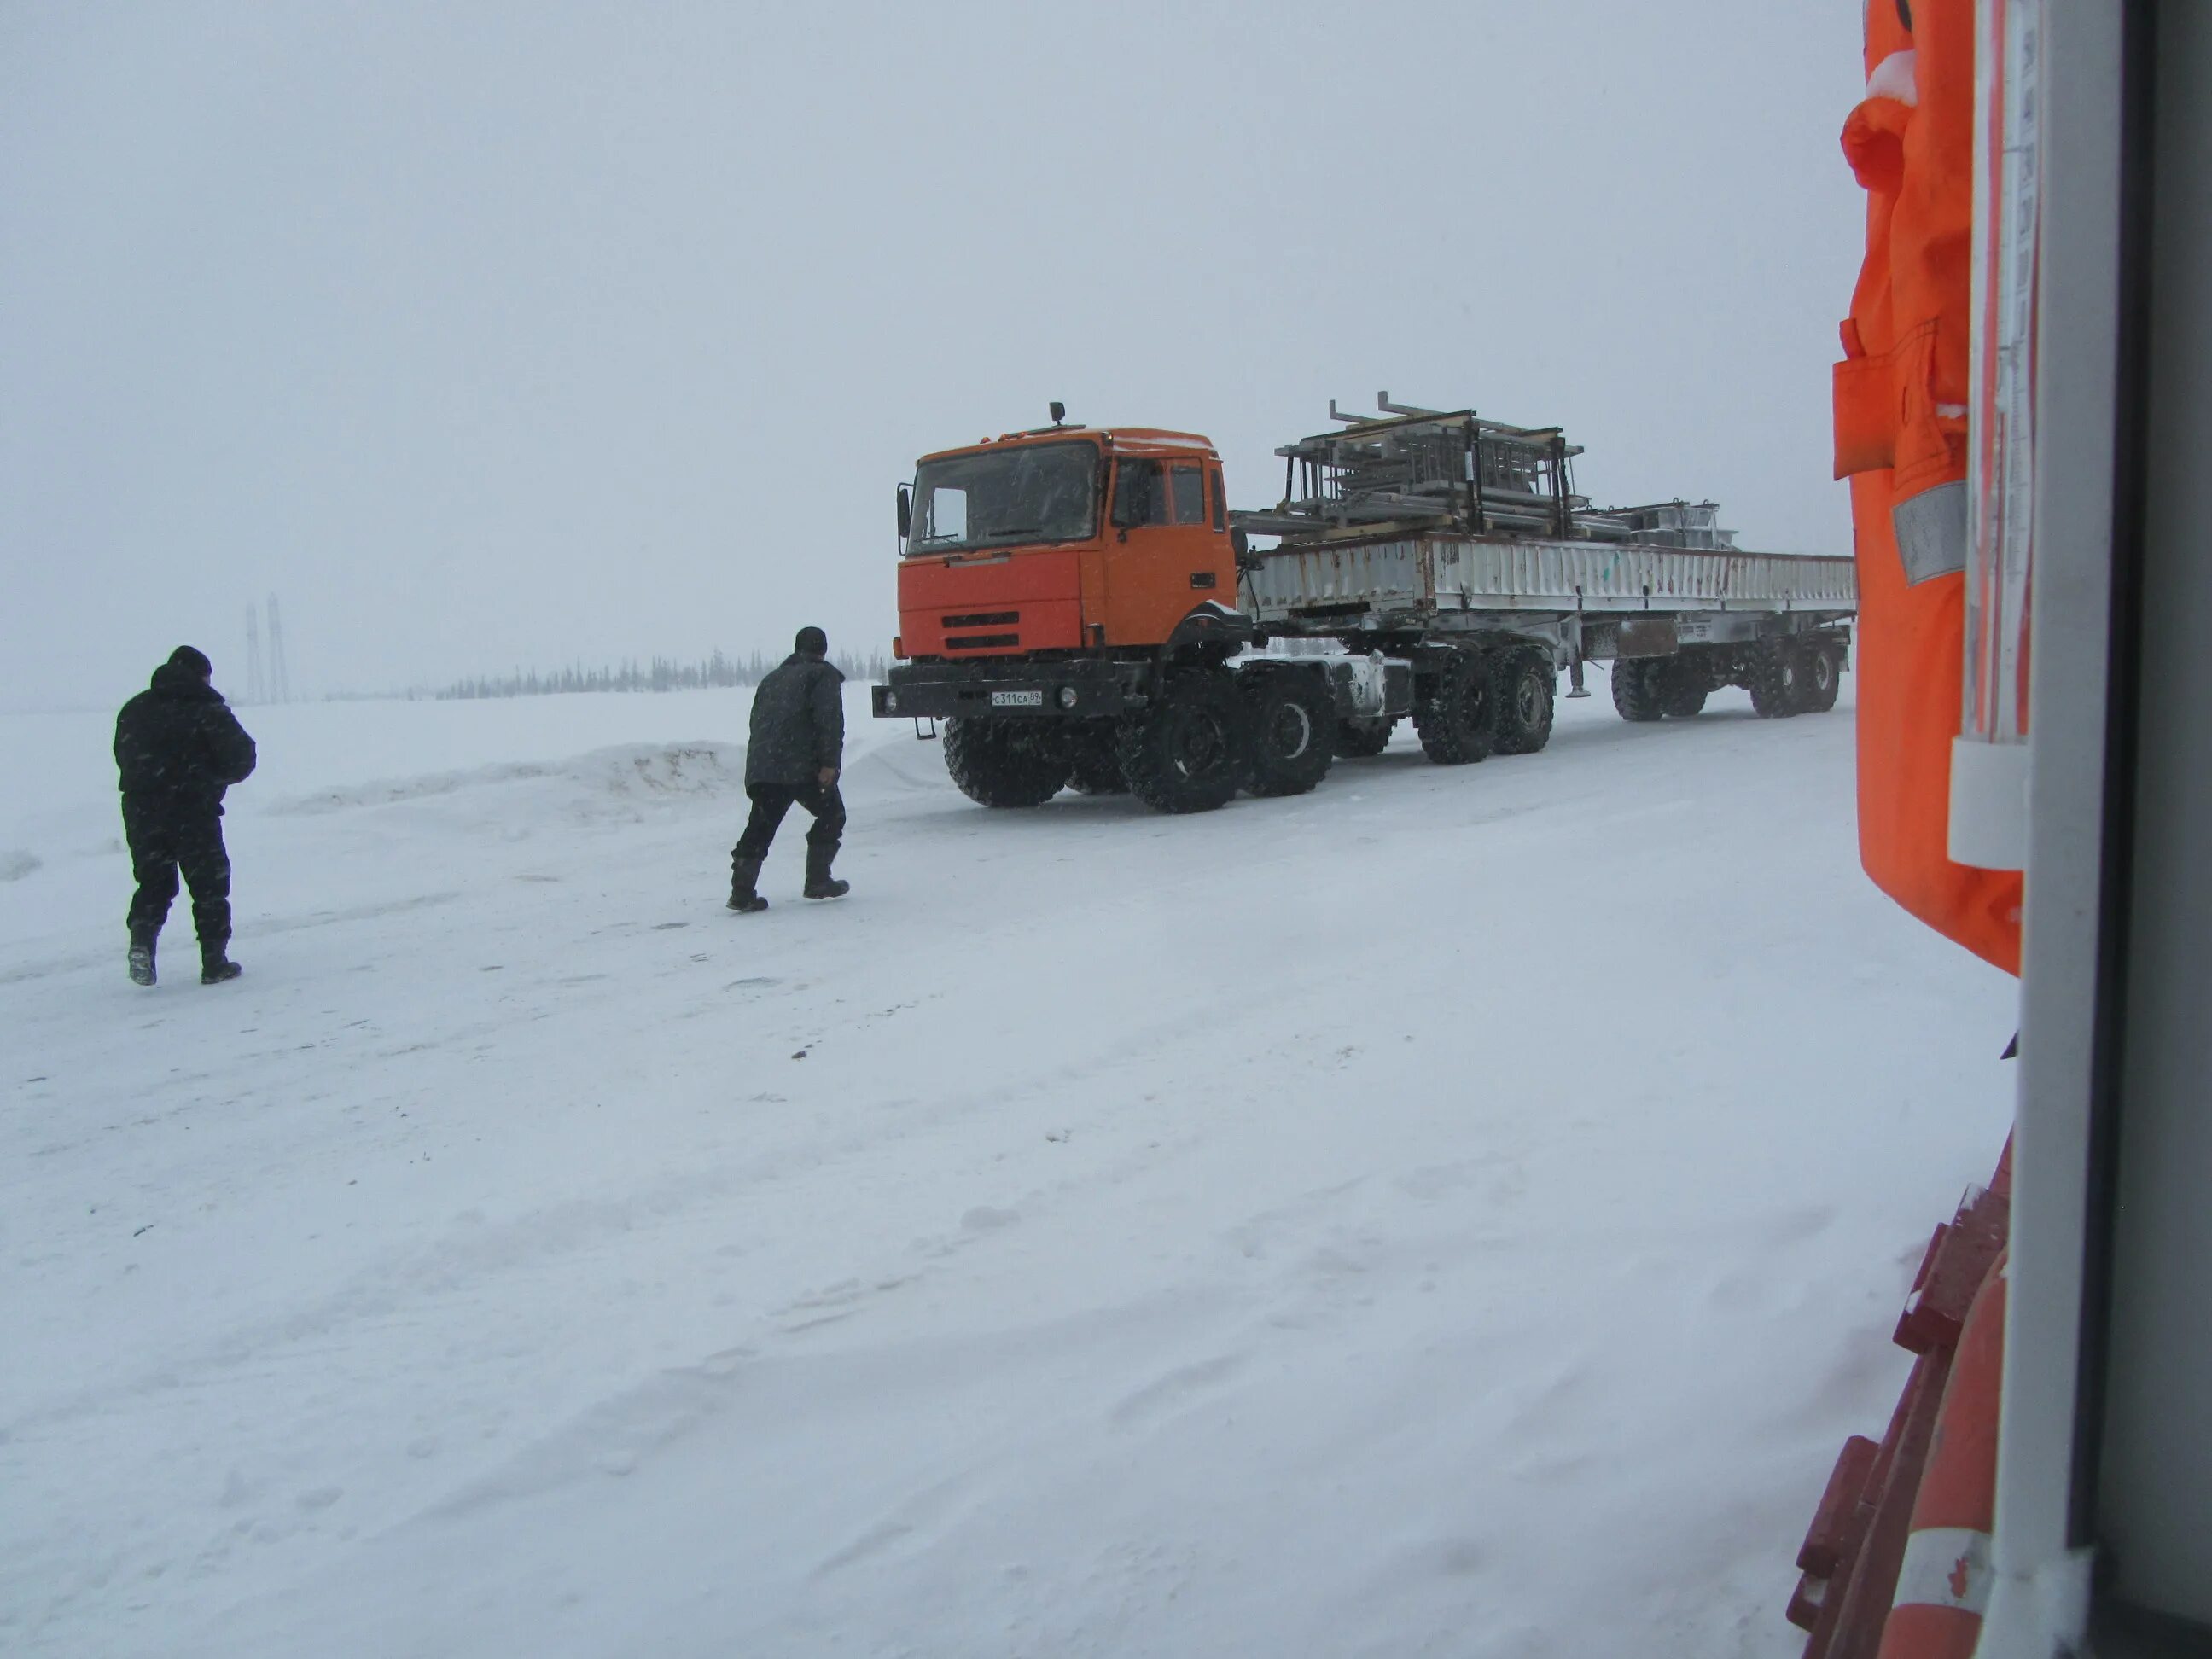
1057,686,1079,709
884,691,899,712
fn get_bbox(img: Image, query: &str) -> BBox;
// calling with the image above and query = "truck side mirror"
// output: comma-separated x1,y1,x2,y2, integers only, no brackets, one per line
896,483,912,541
1231,526,1250,559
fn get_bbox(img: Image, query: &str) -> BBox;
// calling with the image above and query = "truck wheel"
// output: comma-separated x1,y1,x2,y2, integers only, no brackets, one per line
1243,672,1335,798
1065,725,1129,795
941,717,1068,807
1660,659,1709,719
1116,669,1245,814
1610,660,1666,723
1335,718,1394,757
1491,648,1557,754
1800,640,1842,713
1749,641,1804,719
1413,649,1495,765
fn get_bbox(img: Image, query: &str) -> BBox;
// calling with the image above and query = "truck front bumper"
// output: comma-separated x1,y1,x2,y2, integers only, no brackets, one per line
872,659,1142,720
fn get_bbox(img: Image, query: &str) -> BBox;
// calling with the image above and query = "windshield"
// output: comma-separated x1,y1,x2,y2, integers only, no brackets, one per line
907,440,1099,554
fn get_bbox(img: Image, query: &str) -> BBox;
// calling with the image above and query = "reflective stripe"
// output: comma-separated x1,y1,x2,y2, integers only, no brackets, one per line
1893,1527,1994,1616
1895,480,1968,585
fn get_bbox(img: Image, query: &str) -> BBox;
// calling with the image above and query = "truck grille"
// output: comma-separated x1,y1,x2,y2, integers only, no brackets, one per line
946,632,1019,649
942,610,1019,627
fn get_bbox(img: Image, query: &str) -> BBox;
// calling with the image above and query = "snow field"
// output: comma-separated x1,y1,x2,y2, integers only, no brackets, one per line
0,674,2017,1656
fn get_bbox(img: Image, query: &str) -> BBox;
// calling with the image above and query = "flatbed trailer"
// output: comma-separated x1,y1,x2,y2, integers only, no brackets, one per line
1242,527,1858,751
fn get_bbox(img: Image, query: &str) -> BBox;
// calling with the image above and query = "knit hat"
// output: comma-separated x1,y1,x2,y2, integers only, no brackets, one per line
794,626,829,657
167,645,213,680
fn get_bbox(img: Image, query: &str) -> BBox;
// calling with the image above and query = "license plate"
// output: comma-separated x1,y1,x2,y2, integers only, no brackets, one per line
991,690,1045,708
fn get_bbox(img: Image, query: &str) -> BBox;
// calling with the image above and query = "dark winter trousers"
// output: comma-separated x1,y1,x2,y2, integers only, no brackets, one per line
123,797,230,948
733,782,844,879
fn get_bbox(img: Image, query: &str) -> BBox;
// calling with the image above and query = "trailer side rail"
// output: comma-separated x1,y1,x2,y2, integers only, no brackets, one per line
1245,535,1857,619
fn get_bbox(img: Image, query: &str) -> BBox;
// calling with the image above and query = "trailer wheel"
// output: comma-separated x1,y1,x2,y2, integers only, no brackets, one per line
942,717,1068,807
1749,641,1804,719
1610,659,1666,723
1800,640,1842,714
1413,649,1496,765
1117,669,1245,814
1243,672,1336,798
1335,718,1395,757
1065,725,1129,795
1491,648,1557,754
1660,658,1710,719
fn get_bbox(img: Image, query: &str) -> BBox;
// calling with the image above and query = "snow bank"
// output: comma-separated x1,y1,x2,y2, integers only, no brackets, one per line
264,741,748,817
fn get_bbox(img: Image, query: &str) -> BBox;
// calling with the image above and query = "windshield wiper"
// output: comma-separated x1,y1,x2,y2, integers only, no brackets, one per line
983,524,1043,540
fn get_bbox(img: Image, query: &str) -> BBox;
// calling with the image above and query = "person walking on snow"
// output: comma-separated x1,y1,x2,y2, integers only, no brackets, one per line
729,626,848,911
114,646,257,985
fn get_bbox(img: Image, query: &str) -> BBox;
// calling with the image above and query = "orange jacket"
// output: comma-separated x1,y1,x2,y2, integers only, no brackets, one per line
1836,0,2022,975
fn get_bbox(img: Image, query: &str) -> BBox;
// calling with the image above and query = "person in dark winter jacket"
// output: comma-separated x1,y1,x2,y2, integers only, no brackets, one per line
729,626,847,911
114,646,257,985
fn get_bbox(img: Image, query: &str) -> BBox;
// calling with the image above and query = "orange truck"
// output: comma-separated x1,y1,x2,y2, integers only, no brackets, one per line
873,397,1859,813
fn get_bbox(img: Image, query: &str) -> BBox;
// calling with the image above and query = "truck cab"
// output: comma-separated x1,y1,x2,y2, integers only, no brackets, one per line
873,416,1343,817
895,425,1239,661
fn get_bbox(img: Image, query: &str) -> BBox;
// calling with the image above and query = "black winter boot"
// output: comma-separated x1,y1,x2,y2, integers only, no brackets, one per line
802,848,848,901
128,929,157,987
200,944,242,985
727,854,768,913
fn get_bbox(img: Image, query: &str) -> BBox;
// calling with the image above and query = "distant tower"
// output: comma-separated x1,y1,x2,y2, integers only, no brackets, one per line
266,594,291,702
245,605,265,703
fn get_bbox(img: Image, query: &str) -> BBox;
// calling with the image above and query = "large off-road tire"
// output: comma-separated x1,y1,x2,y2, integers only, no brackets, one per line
1334,717,1394,757
1490,648,1557,754
1749,640,1805,719
1659,656,1710,719
1413,649,1496,765
941,716,1068,807
1243,671,1335,798
1610,659,1666,723
1800,638,1843,714
1116,669,1245,814
1064,724,1129,795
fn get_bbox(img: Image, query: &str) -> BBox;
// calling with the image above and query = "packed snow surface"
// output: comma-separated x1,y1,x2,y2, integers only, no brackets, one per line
0,676,2016,1656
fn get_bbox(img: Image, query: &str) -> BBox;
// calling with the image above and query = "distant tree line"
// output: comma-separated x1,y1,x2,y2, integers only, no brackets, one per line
438,648,888,701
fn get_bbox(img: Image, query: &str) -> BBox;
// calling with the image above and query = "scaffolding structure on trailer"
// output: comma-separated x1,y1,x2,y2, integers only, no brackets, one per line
1237,393,1738,551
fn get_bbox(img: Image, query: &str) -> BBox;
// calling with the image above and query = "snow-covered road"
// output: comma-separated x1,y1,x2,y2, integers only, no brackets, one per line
0,675,2017,1656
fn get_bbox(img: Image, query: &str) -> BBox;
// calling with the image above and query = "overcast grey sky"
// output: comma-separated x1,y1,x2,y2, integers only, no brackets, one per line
1,2,1865,708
